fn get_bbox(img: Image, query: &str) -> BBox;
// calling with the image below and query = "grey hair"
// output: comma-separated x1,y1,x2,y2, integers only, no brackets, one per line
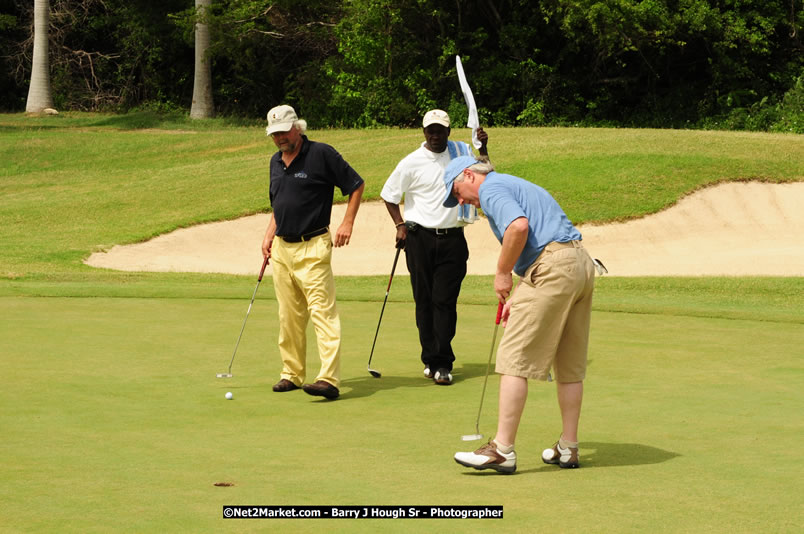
265,119,308,137
454,160,495,182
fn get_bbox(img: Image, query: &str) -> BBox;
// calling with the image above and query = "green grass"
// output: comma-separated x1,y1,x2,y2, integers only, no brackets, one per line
2,298,802,532
1,112,802,279
1,112,802,532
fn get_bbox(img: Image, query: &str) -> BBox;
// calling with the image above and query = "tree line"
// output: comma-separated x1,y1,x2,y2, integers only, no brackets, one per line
2,0,802,132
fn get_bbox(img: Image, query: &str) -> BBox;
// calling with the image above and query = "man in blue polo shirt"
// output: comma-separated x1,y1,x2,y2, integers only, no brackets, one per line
261,105,365,400
443,156,596,473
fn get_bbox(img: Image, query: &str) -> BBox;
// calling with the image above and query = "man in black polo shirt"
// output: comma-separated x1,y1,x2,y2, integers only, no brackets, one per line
261,105,365,400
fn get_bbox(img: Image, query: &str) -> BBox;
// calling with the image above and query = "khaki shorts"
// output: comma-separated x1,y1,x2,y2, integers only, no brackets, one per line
495,241,595,382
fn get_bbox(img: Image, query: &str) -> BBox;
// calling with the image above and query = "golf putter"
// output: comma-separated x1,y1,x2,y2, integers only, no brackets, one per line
462,301,505,441
366,246,403,378
217,256,270,378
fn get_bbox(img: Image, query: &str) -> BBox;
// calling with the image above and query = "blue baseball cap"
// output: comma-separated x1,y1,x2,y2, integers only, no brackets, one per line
442,156,479,208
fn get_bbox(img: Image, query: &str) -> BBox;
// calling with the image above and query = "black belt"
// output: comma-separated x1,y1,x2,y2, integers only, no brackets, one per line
406,222,464,237
279,227,328,243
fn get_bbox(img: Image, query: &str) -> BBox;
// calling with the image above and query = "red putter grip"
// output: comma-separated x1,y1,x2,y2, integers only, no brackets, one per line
495,301,504,325
258,256,270,281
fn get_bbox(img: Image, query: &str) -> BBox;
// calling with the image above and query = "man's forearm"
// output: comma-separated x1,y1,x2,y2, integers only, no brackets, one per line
497,217,528,274
342,183,365,224
384,200,404,226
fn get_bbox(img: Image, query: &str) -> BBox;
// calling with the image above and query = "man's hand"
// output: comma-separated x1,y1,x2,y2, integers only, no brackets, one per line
477,127,489,157
334,221,353,247
395,225,407,249
261,237,272,259
501,299,513,327
495,271,513,304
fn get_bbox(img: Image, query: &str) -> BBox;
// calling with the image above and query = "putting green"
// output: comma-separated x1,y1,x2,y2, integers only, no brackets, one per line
2,296,802,532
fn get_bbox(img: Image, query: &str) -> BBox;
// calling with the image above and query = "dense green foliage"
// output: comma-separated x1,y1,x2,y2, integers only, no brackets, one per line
1,0,802,129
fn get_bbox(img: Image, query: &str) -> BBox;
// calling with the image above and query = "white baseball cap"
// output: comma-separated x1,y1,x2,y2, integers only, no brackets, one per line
266,105,299,135
423,109,450,128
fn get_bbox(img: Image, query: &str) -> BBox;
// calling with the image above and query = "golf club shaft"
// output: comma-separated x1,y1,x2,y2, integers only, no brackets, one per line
367,247,401,368
474,301,505,435
225,256,270,373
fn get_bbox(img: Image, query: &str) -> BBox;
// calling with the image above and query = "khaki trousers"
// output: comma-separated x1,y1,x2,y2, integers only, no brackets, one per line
496,241,595,382
271,233,341,387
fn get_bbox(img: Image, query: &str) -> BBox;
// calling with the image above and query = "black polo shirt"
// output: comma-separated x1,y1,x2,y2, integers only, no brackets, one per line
269,136,364,237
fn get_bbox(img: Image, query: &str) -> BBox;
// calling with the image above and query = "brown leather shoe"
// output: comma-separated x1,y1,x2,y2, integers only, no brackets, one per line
272,379,300,392
302,380,340,399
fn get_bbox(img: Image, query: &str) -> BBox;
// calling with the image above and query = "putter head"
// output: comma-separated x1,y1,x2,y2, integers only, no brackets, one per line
461,433,483,441
368,367,382,378
216,373,233,378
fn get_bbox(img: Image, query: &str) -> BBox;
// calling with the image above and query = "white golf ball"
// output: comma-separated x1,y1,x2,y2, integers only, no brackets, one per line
225,392,233,400
542,448,555,462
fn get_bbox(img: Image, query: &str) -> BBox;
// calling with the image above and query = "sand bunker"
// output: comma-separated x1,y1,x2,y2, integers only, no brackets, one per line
86,181,804,277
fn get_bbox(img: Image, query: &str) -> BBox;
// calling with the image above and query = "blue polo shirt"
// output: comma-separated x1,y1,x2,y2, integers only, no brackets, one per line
478,172,582,277
269,136,364,236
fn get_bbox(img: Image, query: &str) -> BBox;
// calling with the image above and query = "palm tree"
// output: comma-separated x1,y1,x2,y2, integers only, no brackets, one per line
25,0,54,112
190,0,214,119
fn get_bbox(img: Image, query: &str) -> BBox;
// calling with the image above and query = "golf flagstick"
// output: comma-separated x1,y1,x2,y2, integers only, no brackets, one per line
462,301,505,441
216,255,270,378
366,246,402,378
456,55,482,150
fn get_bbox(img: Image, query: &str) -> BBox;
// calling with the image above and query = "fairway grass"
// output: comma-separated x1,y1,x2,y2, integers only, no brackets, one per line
2,112,802,279
1,297,802,532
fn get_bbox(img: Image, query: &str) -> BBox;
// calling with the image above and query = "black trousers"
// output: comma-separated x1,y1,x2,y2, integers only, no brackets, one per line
404,225,469,372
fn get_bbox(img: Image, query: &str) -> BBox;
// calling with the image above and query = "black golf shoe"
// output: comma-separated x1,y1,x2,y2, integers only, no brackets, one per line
433,368,453,385
302,380,340,399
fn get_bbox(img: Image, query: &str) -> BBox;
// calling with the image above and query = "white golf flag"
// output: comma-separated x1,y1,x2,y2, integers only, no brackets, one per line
456,55,482,149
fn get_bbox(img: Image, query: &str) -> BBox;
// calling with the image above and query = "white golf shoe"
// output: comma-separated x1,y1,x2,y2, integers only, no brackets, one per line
541,440,580,468
454,439,516,474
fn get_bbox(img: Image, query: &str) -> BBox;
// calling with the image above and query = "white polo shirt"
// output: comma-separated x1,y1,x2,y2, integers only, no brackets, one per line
381,143,467,229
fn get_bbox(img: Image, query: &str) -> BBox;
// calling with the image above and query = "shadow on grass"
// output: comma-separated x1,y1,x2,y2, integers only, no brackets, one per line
0,111,265,132
453,362,497,381
337,361,498,400
88,111,190,129
86,111,264,130
464,441,681,476
338,374,435,400
460,442,680,476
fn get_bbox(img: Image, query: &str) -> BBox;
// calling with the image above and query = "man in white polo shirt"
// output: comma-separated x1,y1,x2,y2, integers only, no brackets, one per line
380,109,488,385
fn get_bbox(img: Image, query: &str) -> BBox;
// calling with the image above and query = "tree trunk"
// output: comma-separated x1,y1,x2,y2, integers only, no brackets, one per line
26,0,54,113
190,0,214,119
